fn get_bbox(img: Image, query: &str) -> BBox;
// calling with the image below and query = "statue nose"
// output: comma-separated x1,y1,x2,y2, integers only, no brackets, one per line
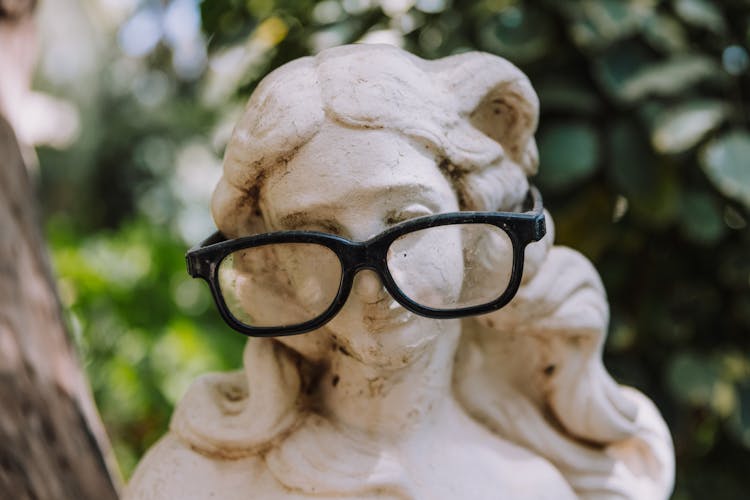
352,270,387,303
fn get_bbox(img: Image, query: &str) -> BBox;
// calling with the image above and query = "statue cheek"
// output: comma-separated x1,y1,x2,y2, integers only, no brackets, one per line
387,226,465,307
219,244,343,328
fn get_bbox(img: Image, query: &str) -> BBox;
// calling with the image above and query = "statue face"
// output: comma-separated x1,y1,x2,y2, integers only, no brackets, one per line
261,123,462,367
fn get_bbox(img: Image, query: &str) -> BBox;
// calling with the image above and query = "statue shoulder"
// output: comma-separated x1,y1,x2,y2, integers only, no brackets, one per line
171,338,302,457
126,338,304,499
124,433,284,500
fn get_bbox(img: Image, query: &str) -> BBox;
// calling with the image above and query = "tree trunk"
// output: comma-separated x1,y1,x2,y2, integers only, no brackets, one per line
0,114,120,499
0,3,120,496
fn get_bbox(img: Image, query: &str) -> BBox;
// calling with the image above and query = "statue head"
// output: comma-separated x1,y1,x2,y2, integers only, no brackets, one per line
208,44,542,368
134,45,674,500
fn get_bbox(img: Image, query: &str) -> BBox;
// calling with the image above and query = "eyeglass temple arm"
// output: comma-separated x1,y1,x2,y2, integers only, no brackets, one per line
199,231,227,247
186,231,227,278
525,186,546,242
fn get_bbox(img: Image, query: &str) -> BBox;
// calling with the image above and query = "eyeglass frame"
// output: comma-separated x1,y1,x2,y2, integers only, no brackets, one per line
186,186,546,337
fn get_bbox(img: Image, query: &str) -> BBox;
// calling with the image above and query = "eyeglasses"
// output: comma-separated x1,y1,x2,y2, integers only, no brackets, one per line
187,187,546,337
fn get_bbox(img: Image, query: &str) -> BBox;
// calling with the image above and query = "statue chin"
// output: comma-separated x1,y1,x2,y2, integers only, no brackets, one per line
324,312,457,370
125,44,674,500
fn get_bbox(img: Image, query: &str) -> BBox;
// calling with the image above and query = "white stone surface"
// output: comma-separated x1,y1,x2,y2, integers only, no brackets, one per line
126,44,674,499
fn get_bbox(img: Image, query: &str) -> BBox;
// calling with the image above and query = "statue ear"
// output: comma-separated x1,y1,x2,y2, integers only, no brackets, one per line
429,53,539,175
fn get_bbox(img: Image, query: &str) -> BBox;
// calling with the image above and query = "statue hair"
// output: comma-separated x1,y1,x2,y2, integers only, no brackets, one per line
211,44,539,238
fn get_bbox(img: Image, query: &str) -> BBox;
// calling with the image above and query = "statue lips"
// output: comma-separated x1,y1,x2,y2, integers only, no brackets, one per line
362,298,414,333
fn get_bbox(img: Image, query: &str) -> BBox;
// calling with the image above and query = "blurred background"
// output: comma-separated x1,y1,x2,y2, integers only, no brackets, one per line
28,0,749,497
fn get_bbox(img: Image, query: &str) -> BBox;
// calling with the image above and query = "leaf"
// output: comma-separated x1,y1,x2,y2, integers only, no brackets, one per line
651,100,731,154
559,0,645,50
700,131,750,209
607,119,680,227
596,53,723,103
536,122,600,192
479,5,554,64
679,190,726,245
673,0,727,35
593,42,655,98
641,13,689,54
608,119,657,197
623,56,723,101
667,353,717,406
728,380,750,449
667,353,736,416
536,78,601,115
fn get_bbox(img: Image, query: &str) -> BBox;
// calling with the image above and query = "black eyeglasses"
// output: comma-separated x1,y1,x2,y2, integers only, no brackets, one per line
187,187,545,337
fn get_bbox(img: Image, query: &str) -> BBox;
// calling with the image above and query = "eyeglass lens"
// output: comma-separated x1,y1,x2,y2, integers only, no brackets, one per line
387,223,513,310
218,243,343,328
216,224,514,329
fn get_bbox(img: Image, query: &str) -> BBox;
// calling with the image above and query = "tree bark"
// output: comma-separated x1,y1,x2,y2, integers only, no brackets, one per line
0,2,120,496
0,114,120,499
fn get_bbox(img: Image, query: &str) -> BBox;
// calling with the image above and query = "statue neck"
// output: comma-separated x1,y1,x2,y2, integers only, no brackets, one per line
316,321,461,442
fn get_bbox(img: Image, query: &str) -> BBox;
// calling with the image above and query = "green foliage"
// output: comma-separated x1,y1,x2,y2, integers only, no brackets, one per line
701,130,750,208
536,122,601,192
47,218,244,474
36,0,750,495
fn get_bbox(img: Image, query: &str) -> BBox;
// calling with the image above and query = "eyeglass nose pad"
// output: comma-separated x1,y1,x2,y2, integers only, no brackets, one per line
352,270,387,303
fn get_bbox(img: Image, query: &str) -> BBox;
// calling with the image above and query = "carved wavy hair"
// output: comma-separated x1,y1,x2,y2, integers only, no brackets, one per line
211,44,539,237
